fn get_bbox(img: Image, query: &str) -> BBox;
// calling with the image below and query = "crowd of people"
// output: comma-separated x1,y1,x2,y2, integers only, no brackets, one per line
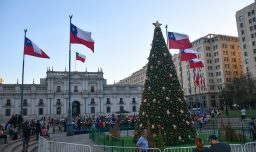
1,110,256,152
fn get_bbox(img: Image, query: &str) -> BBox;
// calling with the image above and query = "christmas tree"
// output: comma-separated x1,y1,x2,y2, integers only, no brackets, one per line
136,21,195,146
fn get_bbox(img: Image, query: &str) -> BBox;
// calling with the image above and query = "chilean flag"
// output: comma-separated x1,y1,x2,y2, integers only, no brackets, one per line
24,37,50,59
76,52,86,63
168,32,192,49
189,59,204,69
180,49,197,61
70,23,94,52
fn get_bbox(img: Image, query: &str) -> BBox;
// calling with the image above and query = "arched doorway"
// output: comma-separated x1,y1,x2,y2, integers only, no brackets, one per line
72,101,80,116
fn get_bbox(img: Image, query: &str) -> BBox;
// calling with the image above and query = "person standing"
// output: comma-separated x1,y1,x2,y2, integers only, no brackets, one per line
192,137,209,152
22,121,31,152
35,120,41,140
0,126,7,144
208,135,231,152
249,117,256,141
241,108,246,121
136,129,148,152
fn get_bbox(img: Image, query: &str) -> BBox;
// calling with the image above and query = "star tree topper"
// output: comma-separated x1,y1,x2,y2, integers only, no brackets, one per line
153,21,162,27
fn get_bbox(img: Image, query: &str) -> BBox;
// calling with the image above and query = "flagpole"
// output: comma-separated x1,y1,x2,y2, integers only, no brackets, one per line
20,29,27,118
74,59,76,71
179,50,183,89
187,61,192,112
66,14,74,136
165,25,169,49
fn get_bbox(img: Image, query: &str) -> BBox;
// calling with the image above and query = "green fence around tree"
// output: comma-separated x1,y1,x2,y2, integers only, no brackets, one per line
89,127,255,149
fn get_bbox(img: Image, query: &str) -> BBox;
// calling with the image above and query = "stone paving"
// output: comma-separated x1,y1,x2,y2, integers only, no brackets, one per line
50,133,96,146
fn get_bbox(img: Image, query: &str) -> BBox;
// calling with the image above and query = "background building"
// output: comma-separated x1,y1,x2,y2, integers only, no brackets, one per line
236,1,256,77
179,34,242,111
119,34,243,111
0,69,142,122
117,65,147,85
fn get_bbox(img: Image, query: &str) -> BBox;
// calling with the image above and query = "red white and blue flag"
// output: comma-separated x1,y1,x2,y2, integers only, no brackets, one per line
180,49,197,61
76,52,86,63
24,37,50,59
189,59,204,68
168,32,192,49
70,23,94,52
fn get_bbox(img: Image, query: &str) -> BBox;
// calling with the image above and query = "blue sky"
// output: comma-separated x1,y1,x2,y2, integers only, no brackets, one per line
0,0,254,84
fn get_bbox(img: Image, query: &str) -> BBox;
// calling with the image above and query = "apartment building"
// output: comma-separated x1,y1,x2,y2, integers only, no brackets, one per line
236,1,256,77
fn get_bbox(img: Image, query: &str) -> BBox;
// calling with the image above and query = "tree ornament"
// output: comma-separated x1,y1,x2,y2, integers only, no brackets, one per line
150,65,154,70
178,136,182,140
153,99,156,103
167,110,170,115
162,87,166,91
170,74,173,77
180,110,184,113
173,125,177,129
157,60,161,65
186,121,190,125
142,112,145,115
152,124,155,129
148,86,151,91
164,53,167,56
166,97,170,101
139,124,143,127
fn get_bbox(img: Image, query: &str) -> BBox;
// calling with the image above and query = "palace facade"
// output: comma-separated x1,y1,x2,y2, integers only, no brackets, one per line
0,69,142,122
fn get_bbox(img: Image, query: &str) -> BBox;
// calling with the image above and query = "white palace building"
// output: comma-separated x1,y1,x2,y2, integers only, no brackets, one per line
0,69,143,122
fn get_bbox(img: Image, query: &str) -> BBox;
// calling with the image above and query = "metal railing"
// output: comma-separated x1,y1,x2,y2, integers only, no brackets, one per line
244,142,256,152
230,144,244,152
38,136,256,152
93,145,161,152
38,136,91,152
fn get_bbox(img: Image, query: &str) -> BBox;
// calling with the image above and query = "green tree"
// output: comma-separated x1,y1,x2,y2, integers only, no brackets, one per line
135,22,195,146
222,74,256,108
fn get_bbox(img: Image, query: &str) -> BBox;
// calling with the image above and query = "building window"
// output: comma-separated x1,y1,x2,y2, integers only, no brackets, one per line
248,12,251,17
107,107,111,113
74,86,78,92
91,107,95,113
106,98,111,104
39,108,44,115
241,30,244,35
210,86,215,90
243,44,247,49
119,98,124,104
245,59,249,64
254,49,256,54
240,23,243,28
57,99,61,105
90,86,95,92
132,106,137,112
132,98,136,104
57,86,61,92
39,99,44,106
23,99,28,106
6,99,11,106
90,98,95,105
23,109,28,116
57,107,61,115
120,106,124,111
244,52,248,56
5,109,11,116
